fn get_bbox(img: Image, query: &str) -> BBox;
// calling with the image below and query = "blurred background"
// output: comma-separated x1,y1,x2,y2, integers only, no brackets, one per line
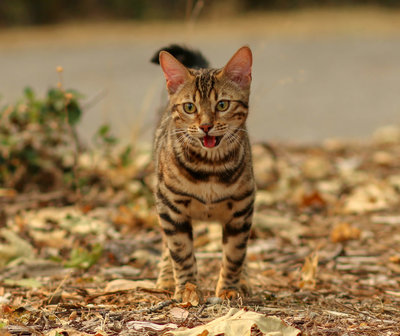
1,0,400,144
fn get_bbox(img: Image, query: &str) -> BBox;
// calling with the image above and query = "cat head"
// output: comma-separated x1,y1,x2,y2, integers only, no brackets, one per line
159,46,252,149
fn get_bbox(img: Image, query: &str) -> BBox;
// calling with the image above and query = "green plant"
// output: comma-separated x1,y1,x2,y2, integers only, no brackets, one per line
0,86,83,191
64,243,103,269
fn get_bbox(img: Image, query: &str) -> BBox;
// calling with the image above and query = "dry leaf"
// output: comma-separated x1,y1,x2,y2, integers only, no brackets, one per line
373,125,400,145
46,328,94,336
343,182,398,214
170,307,189,321
182,282,201,307
299,253,319,290
389,255,400,264
301,190,326,209
302,156,332,180
104,279,155,293
127,321,178,331
0,188,17,198
0,229,34,266
331,222,360,243
166,308,301,336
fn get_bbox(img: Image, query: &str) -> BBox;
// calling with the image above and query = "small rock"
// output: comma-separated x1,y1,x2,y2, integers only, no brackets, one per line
206,296,222,305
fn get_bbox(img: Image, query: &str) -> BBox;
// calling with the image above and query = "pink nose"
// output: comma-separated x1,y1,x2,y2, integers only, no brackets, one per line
200,124,213,133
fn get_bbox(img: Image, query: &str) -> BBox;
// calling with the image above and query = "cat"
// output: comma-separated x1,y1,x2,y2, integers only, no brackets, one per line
151,44,255,302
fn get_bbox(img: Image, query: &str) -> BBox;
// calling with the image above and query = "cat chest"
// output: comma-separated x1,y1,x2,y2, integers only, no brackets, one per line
177,182,237,221
186,198,232,222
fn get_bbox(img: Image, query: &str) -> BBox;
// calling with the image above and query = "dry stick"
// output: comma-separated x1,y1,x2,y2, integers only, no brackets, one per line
334,300,380,321
48,273,70,304
122,299,177,323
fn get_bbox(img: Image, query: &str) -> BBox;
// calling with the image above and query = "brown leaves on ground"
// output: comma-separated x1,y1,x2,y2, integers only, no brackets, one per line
330,222,361,243
299,253,319,290
2,125,400,335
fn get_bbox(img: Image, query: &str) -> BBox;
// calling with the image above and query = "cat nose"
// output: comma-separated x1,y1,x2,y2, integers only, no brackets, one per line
199,124,213,134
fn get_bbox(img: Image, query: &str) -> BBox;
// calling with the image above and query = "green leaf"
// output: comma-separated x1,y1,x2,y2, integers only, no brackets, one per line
64,244,103,269
24,87,35,101
3,278,42,289
66,101,82,125
120,145,132,167
98,124,110,137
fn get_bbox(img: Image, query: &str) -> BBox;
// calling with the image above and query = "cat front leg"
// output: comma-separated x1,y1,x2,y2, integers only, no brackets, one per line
217,201,254,299
157,211,201,302
156,237,175,291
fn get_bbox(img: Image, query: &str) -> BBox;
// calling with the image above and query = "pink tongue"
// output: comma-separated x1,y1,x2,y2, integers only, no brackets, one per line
203,135,216,148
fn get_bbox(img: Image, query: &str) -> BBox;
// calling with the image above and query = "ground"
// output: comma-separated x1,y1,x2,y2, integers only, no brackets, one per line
1,124,400,335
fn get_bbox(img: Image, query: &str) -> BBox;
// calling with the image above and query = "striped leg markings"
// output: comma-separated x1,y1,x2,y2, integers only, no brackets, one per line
216,198,254,298
156,238,174,291
157,211,198,300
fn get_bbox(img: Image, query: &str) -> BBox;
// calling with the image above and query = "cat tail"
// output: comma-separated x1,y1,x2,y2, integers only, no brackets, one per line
150,44,209,69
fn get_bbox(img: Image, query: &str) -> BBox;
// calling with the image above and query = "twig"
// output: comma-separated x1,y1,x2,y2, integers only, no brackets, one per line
48,273,70,304
122,300,177,322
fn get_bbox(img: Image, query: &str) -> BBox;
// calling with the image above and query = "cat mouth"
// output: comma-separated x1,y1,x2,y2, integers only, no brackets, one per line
201,135,222,148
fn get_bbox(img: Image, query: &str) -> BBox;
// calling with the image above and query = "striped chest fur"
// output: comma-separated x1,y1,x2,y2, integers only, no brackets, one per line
152,45,255,302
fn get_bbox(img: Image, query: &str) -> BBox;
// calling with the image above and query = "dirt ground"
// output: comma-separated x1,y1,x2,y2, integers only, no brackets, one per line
2,124,400,335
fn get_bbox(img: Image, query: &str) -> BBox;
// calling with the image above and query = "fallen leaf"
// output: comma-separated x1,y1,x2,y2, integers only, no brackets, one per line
386,291,400,297
170,307,189,321
3,278,42,289
30,229,70,248
343,182,398,214
0,189,17,198
46,328,96,336
126,321,178,331
331,222,361,243
373,125,400,145
371,215,400,225
0,229,34,266
182,282,201,307
301,190,326,209
166,308,300,336
302,156,332,180
299,253,319,290
104,279,155,293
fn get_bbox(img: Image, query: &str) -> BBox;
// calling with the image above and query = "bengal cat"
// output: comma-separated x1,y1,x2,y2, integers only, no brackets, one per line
152,45,255,302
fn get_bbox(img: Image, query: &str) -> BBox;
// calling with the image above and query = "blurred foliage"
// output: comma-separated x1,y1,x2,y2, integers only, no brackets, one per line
0,0,399,26
64,243,103,269
0,87,83,192
0,86,135,194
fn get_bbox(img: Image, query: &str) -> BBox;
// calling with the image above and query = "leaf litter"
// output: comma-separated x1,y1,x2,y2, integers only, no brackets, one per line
1,87,400,335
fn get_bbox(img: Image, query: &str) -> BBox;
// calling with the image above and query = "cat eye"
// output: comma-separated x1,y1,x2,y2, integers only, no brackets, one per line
183,102,197,114
216,100,230,112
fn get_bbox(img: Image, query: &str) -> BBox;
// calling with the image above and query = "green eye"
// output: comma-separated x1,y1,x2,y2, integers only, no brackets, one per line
183,102,197,114
216,100,230,112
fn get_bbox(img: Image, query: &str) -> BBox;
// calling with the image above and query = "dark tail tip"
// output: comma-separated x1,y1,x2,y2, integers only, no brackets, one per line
150,44,209,69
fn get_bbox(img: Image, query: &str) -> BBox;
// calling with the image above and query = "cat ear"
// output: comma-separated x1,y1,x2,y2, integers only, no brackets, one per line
159,51,190,94
222,46,252,88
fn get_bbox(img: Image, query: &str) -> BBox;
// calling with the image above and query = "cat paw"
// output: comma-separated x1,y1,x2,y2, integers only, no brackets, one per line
216,278,250,300
156,278,175,292
217,289,241,300
175,282,202,306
